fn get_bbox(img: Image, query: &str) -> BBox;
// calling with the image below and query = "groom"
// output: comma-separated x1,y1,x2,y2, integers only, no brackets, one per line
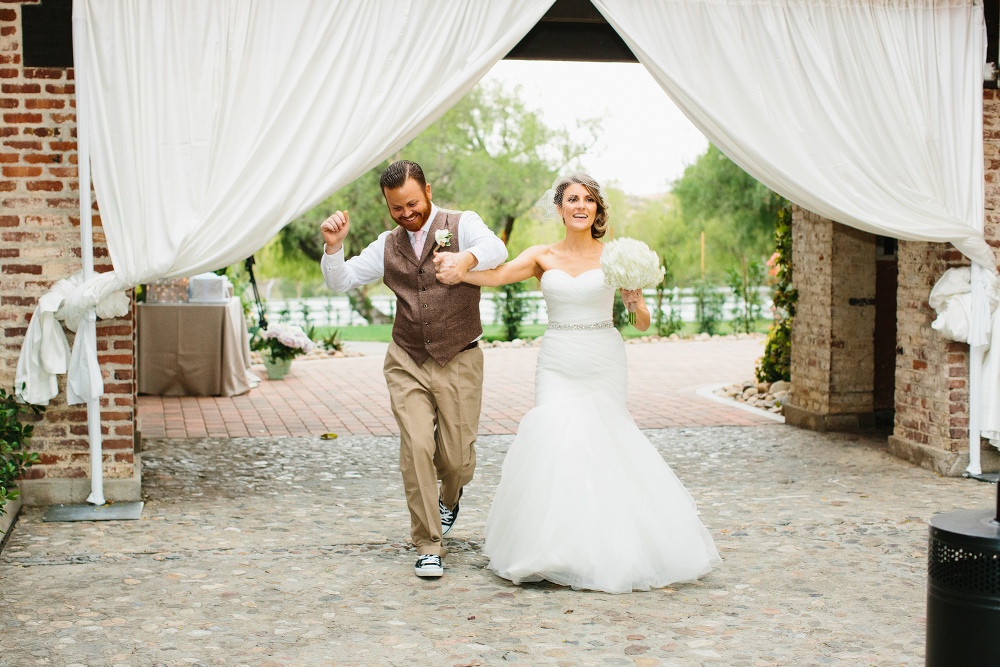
319,160,507,578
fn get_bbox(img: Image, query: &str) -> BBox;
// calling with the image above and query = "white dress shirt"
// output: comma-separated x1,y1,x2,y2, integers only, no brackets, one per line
321,204,507,293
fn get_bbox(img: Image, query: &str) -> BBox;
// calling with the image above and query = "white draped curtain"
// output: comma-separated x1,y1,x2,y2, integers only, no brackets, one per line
595,0,993,270
594,0,996,473
82,0,556,300
17,0,555,406
16,0,999,479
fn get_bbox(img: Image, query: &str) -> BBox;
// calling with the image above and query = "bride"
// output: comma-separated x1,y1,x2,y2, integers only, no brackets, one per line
439,173,721,593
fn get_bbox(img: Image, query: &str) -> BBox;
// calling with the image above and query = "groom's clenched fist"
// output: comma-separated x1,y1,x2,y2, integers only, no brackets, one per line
320,210,350,254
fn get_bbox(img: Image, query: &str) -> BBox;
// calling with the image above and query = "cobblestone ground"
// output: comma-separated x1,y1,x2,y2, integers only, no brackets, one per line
1,425,995,666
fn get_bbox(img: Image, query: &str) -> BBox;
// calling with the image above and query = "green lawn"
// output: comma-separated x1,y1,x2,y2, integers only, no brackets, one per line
310,319,772,343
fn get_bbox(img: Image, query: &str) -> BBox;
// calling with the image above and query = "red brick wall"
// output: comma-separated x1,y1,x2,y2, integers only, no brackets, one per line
893,241,969,451
0,5,136,486
889,89,1000,455
789,207,833,414
829,224,876,415
984,89,1000,264
789,208,876,421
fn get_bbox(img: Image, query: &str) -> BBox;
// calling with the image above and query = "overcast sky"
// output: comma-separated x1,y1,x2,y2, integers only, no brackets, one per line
482,60,709,196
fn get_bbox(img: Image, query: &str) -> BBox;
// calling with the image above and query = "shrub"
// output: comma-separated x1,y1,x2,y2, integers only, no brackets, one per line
756,319,792,383
756,205,797,382
612,289,628,330
727,257,767,334
693,279,725,335
654,254,683,336
496,281,530,341
1,387,42,521
321,328,344,352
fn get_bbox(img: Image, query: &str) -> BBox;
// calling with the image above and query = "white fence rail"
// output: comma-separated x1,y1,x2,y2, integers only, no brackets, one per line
262,287,772,329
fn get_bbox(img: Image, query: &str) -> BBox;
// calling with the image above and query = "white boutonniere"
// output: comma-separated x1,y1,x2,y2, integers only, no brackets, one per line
434,229,453,251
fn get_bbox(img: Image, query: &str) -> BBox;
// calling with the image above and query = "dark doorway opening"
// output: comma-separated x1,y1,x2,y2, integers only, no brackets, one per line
873,236,898,432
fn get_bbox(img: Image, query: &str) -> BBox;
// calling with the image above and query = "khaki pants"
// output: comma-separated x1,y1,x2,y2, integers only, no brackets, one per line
384,341,483,556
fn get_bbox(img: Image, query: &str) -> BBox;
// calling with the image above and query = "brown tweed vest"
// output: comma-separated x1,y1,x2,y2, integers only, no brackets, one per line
383,209,483,367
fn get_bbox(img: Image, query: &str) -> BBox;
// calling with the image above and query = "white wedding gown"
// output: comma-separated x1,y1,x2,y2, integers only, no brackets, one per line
483,269,721,593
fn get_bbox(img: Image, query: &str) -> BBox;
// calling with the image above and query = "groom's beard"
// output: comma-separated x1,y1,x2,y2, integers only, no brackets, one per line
391,195,432,232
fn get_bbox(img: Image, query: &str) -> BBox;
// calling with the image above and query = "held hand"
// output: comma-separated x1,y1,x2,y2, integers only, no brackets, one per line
620,288,650,330
621,288,643,313
433,250,471,285
320,210,350,253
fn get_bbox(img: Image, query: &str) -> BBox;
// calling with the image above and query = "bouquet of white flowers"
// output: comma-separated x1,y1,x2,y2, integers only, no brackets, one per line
258,323,315,361
600,238,665,325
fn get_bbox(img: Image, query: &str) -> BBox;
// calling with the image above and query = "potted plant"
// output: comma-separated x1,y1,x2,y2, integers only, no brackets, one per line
255,323,314,380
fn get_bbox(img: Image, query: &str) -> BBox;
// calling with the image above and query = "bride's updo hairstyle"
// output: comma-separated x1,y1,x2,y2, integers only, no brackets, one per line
551,173,609,239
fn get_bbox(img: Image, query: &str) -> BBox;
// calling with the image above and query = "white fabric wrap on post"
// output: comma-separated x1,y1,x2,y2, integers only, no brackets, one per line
592,0,994,269
930,268,1000,450
15,272,129,405
16,0,556,405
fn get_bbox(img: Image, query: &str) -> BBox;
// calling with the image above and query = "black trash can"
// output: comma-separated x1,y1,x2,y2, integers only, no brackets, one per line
926,508,1000,666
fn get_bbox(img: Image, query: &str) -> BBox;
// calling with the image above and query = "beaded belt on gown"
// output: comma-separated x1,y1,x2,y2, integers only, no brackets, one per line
546,320,615,331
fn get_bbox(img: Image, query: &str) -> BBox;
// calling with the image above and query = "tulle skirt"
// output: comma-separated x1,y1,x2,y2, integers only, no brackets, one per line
482,328,721,593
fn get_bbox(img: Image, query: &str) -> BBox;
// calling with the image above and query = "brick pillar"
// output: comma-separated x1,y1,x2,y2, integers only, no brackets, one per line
785,207,877,431
884,88,1000,475
885,241,982,475
0,5,139,504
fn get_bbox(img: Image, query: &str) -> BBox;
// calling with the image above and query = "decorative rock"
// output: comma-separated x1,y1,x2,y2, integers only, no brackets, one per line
716,378,789,416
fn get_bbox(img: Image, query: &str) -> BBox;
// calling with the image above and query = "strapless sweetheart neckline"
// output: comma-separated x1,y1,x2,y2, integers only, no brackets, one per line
542,267,603,280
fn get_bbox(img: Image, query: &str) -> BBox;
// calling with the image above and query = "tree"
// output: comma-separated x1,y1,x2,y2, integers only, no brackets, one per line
672,144,785,281
620,193,702,285
409,81,600,242
269,167,395,323
270,82,601,322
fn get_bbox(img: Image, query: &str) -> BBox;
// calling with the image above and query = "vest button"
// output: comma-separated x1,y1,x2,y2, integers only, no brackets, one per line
425,322,430,327
426,339,431,344
421,286,427,291
422,304,427,308
418,269,423,274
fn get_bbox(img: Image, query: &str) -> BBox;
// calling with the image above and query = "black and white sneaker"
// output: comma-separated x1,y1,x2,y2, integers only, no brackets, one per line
440,490,461,536
414,554,443,578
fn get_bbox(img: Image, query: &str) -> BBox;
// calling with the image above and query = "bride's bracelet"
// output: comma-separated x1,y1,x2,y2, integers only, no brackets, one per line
546,320,615,331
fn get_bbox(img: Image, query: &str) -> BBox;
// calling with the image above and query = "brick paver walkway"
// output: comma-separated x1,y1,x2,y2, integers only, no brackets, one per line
137,337,774,439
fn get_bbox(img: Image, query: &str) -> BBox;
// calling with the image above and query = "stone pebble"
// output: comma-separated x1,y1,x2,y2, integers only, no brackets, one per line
715,379,789,414
1,425,991,666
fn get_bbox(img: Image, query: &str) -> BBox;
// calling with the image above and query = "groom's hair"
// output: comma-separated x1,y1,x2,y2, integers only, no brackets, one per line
380,160,427,192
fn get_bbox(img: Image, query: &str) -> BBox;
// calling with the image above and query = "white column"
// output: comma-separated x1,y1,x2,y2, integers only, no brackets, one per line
73,1,105,505
967,262,989,476
968,344,985,476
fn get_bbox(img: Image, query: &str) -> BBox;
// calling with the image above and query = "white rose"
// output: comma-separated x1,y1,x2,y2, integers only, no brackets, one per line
434,229,452,247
